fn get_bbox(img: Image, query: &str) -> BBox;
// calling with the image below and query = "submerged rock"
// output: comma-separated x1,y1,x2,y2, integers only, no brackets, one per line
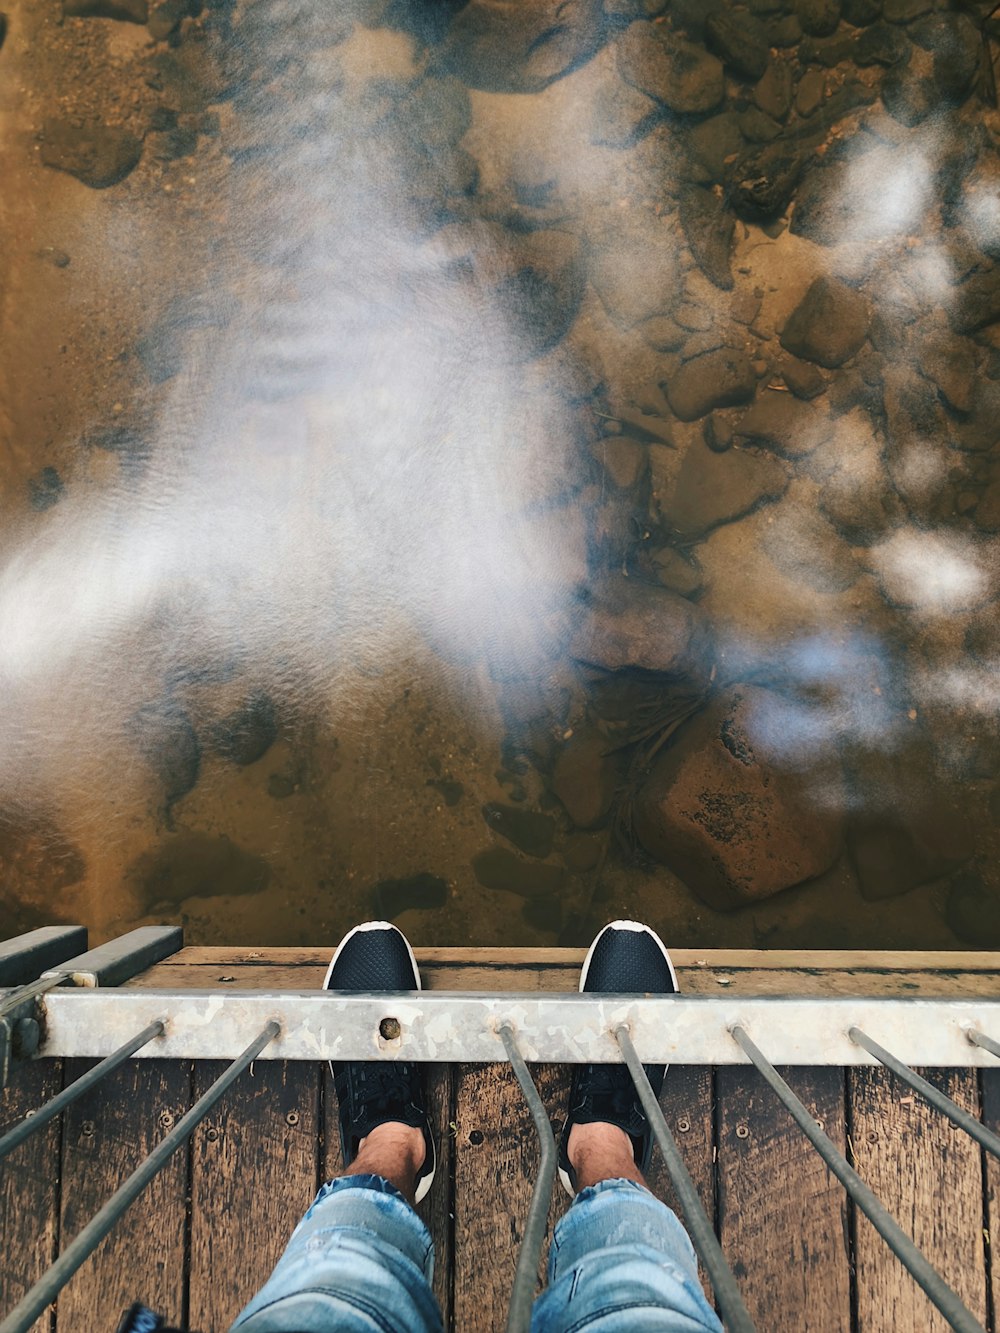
147,0,187,39
818,412,903,541
846,739,972,899
129,832,270,909
40,120,143,189
734,392,833,458
705,10,770,81
589,74,659,148
780,276,869,368
588,209,681,327
665,348,757,421
482,803,555,858
655,439,789,537
0,816,86,924
917,326,978,414
444,0,605,93
552,726,618,828
211,692,278,766
133,702,201,808
650,546,705,597
761,504,860,592
882,61,936,127
633,684,845,909
778,354,827,400
843,0,883,24
617,22,725,113
687,111,745,183
570,577,714,684
472,846,566,896
796,0,842,37
494,229,584,358
678,186,735,291
920,13,980,102
753,60,794,121
63,0,147,19
374,873,448,919
946,872,1000,948
951,270,1000,336
28,466,64,511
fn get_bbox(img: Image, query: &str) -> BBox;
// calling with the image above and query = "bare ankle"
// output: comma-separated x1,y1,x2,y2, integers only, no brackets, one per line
346,1121,426,1204
567,1121,645,1191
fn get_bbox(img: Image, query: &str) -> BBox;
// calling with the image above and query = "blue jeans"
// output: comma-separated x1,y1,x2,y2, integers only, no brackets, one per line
231,1174,723,1332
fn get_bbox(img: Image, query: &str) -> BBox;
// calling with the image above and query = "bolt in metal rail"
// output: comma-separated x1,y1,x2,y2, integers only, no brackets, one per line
32,991,1000,1064
616,1026,757,1333
0,1020,165,1162
497,1023,557,1333
849,1025,1000,1161
0,1021,281,1333
730,1024,985,1333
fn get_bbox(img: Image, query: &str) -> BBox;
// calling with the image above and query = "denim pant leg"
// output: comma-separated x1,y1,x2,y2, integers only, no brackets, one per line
230,1175,443,1333
532,1180,724,1333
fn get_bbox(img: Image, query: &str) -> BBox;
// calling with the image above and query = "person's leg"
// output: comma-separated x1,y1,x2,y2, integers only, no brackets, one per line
534,921,723,1333
230,922,442,1333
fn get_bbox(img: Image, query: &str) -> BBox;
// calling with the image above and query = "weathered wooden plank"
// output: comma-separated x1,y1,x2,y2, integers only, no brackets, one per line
0,1058,62,1333
323,1063,455,1329
849,1066,988,1331
57,1059,190,1329
188,1060,320,1331
452,1062,569,1332
648,1065,717,1308
451,1061,711,1330
718,1066,851,1331
979,1068,1000,1323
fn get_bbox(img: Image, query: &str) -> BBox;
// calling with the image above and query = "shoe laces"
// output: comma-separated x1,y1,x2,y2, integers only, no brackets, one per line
577,1062,638,1115
342,1060,417,1115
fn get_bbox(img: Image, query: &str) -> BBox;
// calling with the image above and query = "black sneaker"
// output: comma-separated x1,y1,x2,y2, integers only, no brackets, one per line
324,921,436,1204
558,920,678,1197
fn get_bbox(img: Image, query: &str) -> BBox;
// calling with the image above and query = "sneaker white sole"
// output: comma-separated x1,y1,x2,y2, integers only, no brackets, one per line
414,1134,436,1205
322,920,422,992
558,921,679,1198
578,919,679,996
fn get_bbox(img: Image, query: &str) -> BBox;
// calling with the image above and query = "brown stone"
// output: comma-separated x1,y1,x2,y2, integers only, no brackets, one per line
665,348,758,421
64,0,147,19
568,577,714,685
40,119,143,189
734,391,833,458
617,23,725,114
632,685,845,909
845,737,973,900
588,208,682,327
443,0,605,93
780,276,870,369
654,439,788,537
975,480,1000,533
778,353,828,400
552,726,618,828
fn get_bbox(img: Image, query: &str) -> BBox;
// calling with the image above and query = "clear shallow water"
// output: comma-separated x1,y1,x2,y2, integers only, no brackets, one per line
0,0,998,951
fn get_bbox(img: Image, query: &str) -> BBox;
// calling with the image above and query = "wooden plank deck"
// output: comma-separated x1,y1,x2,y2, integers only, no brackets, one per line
3,948,1000,1331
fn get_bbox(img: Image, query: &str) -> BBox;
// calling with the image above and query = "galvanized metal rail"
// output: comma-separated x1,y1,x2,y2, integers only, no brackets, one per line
32,989,1000,1065
3,926,1000,1333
